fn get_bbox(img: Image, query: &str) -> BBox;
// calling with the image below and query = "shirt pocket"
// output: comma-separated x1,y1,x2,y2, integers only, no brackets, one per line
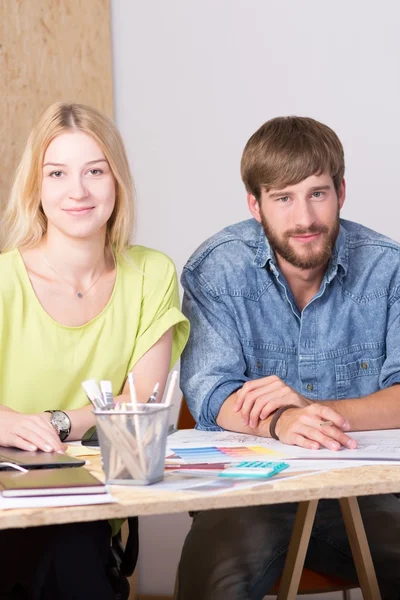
244,355,287,379
335,354,384,399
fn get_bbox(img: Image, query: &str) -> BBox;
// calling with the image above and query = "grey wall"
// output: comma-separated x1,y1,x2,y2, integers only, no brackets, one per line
111,0,400,595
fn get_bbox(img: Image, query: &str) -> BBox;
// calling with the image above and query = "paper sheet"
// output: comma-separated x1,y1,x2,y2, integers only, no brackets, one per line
0,492,115,510
66,443,101,457
149,468,320,495
168,429,400,462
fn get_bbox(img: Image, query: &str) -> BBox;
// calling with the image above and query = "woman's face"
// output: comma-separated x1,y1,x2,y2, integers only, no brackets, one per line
41,130,116,241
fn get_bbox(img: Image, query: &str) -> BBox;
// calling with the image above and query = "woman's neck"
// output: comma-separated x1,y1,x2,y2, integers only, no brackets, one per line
39,228,111,283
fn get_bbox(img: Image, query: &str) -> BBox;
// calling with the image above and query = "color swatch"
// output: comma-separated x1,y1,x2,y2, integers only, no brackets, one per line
168,445,284,463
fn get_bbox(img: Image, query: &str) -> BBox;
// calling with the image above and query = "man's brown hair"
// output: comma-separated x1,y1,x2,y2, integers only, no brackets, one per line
241,116,345,200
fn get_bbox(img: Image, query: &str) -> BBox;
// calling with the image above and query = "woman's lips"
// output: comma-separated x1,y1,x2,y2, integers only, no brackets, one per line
63,207,94,216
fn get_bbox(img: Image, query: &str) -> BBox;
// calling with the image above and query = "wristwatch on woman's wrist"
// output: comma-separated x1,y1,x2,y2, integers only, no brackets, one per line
44,410,71,442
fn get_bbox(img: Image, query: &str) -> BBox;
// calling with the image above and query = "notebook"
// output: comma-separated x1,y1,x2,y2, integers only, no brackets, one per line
0,467,106,497
0,447,85,469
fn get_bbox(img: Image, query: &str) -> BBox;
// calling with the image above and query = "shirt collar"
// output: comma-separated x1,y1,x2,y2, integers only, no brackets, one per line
253,221,349,278
253,225,273,268
327,224,348,280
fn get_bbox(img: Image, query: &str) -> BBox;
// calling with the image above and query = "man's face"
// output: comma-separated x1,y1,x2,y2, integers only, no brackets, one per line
248,173,345,270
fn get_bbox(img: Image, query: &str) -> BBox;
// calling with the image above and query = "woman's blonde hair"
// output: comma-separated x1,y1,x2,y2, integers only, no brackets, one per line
2,102,135,253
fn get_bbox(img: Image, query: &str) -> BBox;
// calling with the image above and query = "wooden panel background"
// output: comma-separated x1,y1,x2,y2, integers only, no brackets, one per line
0,0,113,206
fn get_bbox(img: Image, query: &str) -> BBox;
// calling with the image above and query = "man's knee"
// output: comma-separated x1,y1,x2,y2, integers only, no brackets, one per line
177,505,296,600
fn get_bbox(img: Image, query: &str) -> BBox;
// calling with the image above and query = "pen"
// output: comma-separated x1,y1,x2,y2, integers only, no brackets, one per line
147,382,160,404
164,371,178,407
82,380,106,409
100,380,114,407
165,462,229,470
127,373,147,476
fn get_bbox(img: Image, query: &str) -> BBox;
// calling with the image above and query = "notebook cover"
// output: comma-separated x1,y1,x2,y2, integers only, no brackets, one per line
0,468,106,497
0,447,85,469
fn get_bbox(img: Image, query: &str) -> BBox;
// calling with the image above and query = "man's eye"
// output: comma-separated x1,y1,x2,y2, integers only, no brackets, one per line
50,171,63,178
278,196,290,203
312,191,323,198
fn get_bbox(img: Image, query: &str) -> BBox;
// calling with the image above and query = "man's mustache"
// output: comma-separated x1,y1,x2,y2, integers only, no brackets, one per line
285,224,329,237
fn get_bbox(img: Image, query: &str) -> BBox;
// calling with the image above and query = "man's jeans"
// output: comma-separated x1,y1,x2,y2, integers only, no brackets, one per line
176,494,400,600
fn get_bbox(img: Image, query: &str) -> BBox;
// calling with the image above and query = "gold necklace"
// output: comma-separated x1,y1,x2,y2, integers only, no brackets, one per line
43,254,108,299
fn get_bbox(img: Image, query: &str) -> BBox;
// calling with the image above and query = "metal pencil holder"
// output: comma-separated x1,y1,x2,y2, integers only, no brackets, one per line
95,404,171,485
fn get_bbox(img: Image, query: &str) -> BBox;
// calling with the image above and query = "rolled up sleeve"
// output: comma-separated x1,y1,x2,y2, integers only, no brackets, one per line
380,300,400,389
180,269,249,430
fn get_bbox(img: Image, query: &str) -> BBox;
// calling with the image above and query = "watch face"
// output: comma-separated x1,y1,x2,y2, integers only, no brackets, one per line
52,411,70,432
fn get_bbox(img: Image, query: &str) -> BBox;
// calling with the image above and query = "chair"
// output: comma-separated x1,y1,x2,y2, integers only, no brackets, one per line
268,570,354,598
177,398,358,599
108,517,139,600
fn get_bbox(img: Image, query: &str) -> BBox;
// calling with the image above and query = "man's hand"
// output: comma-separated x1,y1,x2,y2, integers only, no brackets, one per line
275,404,357,451
234,376,312,428
0,408,66,453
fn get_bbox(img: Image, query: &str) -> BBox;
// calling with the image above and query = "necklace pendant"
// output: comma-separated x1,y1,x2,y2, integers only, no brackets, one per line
77,292,83,299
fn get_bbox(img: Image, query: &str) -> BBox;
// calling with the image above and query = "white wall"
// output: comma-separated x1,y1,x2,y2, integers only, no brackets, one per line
111,0,400,595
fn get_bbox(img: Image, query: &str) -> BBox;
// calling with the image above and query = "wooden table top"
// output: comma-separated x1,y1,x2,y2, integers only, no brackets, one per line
2,457,400,530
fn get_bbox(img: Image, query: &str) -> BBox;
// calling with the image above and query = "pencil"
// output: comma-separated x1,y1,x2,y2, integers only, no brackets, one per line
128,373,147,478
164,371,178,407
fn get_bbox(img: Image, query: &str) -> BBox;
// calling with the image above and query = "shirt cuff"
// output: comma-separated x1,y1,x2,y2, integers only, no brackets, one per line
198,377,248,430
381,374,400,388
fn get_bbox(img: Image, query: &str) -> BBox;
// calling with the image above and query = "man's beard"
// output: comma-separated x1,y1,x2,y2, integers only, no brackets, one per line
260,210,340,270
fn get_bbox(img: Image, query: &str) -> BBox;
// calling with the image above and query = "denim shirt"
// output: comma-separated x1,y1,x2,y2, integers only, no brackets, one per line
181,218,400,431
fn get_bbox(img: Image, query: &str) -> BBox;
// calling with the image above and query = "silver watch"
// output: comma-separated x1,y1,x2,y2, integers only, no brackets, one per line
45,410,71,442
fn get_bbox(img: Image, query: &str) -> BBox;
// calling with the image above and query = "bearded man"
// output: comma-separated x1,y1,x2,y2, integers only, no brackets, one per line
177,116,400,600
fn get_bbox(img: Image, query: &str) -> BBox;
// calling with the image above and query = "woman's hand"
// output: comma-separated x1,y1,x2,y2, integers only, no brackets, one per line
234,376,312,428
0,407,66,453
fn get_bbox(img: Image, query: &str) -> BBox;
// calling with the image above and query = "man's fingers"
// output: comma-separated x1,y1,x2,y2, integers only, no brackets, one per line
311,419,356,449
236,376,284,410
289,433,320,451
240,396,257,425
248,399,272,428
296,420,356,450
233,392,245,412
297,424,342,451
309,404,350,430
236,386,267,414
259,398,287,420
241,393,274,425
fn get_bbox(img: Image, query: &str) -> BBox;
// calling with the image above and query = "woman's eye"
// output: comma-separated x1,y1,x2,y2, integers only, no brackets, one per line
50,171,63,178
89,169,103,175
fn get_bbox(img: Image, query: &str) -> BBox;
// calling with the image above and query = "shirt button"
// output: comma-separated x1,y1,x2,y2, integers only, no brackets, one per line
361,361,368,370
256,360,262,369
306,383,314,391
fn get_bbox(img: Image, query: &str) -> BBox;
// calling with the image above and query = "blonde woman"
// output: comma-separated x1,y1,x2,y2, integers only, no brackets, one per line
0,103,189,599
